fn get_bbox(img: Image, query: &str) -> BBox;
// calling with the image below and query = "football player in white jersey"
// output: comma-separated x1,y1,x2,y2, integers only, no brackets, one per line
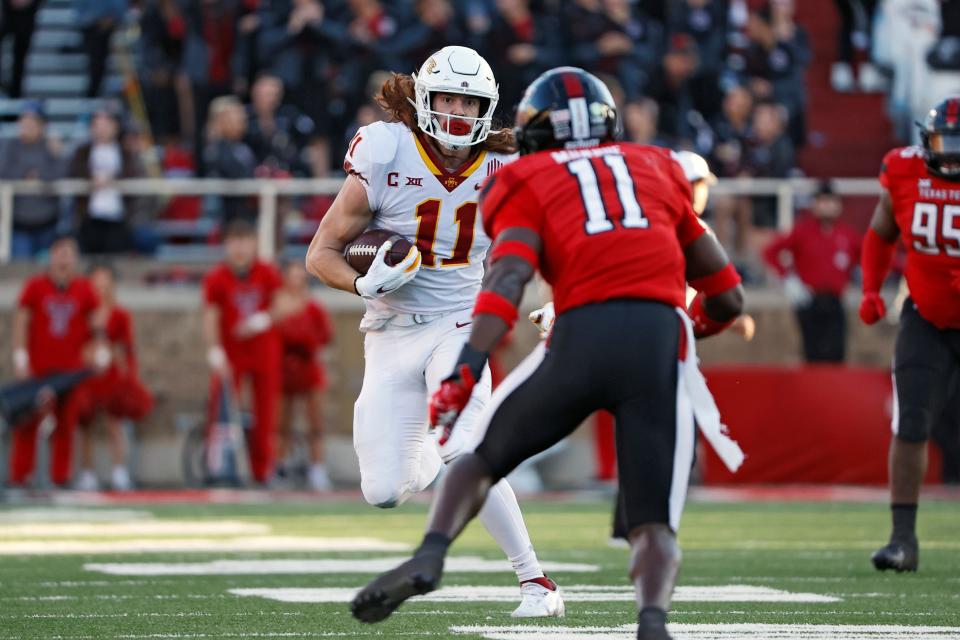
305,46,564,618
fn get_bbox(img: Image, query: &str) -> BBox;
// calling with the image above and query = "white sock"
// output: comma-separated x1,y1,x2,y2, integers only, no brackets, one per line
478,478,544,583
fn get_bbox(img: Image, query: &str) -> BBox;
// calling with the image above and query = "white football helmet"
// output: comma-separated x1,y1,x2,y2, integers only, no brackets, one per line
412,46,499,149
672,150,717,186
672,150,718,216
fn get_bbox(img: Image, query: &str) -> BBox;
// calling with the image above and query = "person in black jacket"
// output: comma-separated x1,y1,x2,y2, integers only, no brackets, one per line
204,95,258,224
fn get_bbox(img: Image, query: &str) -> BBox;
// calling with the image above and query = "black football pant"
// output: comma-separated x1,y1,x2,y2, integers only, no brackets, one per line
473,299,695,532
892,299,960,446
797,294,847,363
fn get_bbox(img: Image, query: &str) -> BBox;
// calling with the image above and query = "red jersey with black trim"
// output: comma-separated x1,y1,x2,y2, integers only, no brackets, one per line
481,143,706,314
18,275,99,375
880,146,960,329
203,260,282,363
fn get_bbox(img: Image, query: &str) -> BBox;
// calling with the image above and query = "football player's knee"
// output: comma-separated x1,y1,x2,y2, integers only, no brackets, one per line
895,407,933,443
359,477,406,509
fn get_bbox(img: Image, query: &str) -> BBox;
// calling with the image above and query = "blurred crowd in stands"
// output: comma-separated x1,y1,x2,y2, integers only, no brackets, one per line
0,0,957,263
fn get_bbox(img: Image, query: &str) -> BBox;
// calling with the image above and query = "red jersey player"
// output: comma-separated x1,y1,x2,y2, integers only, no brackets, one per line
75,263,153,491
10,235,106,487
274,260,334,491
859,97,960,573
202,220,283,484
351,68,745,640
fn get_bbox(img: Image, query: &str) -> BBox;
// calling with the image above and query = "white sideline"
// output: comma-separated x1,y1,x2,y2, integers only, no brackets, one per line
450,623,960,639
229,585,840,604
0,521,270,537
86,557,598,576
0,509,151,523
1,536,410,555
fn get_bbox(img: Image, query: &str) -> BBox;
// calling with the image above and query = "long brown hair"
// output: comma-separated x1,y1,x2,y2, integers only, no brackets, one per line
375,73,517,155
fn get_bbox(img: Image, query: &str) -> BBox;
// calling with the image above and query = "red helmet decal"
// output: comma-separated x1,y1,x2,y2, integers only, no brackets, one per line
946,98,960,127
561,72,585,99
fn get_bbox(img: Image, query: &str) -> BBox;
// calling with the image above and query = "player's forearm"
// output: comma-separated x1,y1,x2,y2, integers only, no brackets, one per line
861,227,897,294
306,243,361,294
201,306,222,349
467,315,510,355
12,308,29,373
463,257,534,359
12,308,28,351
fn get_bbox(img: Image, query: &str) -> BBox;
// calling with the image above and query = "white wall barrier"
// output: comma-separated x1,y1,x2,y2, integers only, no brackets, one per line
0,177,883,264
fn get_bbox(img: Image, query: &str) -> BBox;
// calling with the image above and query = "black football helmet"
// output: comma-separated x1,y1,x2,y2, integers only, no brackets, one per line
513,67,619,156
919,97,960,181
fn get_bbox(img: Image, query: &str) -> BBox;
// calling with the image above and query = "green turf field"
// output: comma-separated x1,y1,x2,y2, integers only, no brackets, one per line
1,497,958,639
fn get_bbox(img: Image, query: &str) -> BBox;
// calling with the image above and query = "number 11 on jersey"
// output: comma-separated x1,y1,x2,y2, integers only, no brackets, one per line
568,154,648,235
414,200,478,267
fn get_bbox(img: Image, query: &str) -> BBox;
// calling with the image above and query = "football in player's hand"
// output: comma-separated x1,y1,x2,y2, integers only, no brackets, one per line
344,229,415,275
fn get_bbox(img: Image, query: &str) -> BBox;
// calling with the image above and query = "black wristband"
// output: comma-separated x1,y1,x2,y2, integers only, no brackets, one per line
353,275,362,296
454,342,488,382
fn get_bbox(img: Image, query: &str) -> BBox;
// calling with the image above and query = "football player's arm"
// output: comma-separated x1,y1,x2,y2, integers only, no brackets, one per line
859,189,899,324
467,227,541,356
305,174,374,294
429,227,541,436
684,231,745,338
12,305,30,379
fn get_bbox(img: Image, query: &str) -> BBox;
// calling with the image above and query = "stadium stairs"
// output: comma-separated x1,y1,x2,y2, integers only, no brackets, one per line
0,0,124,138
795,1,899,178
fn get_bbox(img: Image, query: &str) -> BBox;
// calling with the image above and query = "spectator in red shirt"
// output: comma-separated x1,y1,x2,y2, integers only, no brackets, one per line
9,236,107,487
75,263,153,492
202,220,283,484
763,180,862,362
273,261,334,491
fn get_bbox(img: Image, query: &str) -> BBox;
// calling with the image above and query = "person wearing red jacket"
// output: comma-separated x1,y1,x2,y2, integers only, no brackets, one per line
858,98,960,573
763,180,862,362
274,261,334,491
202,220,283,485
74,262,153,491
9,235,107,487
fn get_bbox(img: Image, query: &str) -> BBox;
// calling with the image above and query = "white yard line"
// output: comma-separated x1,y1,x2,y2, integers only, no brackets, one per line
0,509,151,523
0,521,270,537
0,536,409,555
84,557,598,576
450,623,960,639
229,585,840,604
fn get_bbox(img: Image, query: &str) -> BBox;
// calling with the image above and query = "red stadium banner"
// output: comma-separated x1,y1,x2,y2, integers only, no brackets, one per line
700,366,943,485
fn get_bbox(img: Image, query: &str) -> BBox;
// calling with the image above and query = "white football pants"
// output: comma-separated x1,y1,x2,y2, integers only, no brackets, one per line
353,309,543,582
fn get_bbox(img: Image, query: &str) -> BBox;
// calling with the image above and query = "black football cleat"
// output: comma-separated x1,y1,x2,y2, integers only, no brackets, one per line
871,537,919,572
350,553,443,623
637,627,673,640
637,607,673,640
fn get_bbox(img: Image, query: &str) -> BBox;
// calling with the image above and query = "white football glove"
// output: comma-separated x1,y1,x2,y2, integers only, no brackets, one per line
528,301,555,339
354,241,421,300
783,274,812,307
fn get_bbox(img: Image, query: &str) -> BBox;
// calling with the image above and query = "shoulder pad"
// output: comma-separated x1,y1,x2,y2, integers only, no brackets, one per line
355,121,404,166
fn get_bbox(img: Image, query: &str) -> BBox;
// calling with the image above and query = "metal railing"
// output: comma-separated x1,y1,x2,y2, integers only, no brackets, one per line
0,177,883,265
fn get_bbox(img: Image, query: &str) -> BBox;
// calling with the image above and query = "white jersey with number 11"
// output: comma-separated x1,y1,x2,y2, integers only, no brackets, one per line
344,121,515,323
